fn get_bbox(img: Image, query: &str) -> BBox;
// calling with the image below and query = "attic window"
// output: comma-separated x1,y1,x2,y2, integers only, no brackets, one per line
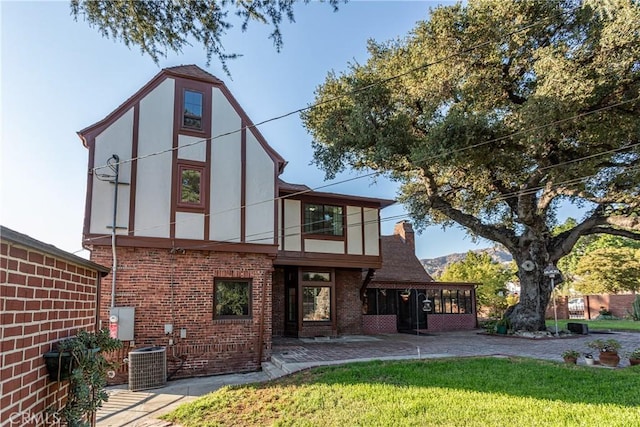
183,90,203,129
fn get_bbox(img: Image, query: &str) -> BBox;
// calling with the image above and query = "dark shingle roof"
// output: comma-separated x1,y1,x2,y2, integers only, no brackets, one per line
372,235,434,283
163,65,223,84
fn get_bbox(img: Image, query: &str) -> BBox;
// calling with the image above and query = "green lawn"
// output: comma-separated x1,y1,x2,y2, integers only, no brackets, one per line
547,319,640,332
162,358,640,427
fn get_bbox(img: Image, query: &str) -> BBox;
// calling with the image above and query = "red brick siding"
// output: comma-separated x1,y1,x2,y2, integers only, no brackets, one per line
584,294,637,319
335,269,363,335
272,268,285,337
363,315,397,334
545,296,570,320
0,241,99,427
90,246,273,380
426,314,477,331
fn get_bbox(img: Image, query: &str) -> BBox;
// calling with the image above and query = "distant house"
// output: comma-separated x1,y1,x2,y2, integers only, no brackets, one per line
78,65,393,378
363,221,478,333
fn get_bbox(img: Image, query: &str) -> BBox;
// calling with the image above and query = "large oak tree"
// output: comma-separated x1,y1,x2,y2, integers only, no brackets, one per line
302,0,640,330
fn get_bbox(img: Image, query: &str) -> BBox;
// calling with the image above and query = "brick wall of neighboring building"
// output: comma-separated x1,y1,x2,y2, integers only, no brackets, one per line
90,246,273,379
1,229,105,427
584,294,638,319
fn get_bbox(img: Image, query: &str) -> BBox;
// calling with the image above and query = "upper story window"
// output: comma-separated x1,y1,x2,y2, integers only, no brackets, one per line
304,204,344,236
183,90,203,130
177,163,205,209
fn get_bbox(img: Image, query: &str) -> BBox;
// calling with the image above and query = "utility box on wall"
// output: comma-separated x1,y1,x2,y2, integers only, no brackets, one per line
109,307,135,341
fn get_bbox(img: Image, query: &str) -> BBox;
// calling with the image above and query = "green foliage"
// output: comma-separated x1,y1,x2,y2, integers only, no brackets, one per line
69,0,342,73
574,247,640,294
561,349,580,359
57,329,122,427
301,0,640,331
438,251,514,317
631,295,640,321
555,218,640,286
163,358,640,426
587,339,622,354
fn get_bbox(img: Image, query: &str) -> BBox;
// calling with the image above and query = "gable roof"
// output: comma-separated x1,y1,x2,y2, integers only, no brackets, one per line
77,65,285,172
372,234,434,283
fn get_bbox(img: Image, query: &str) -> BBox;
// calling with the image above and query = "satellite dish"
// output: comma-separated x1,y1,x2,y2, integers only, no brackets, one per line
521,260,535,272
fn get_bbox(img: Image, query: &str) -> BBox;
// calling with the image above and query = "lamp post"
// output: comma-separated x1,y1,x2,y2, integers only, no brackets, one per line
415,291,432,358
543,263,561,337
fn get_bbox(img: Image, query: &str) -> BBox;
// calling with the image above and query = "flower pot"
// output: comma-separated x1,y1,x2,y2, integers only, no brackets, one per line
585,357,595,366
563,356,577,365
496,325,508,335
598,351,620,367
630,358,640,366
43,351,73,381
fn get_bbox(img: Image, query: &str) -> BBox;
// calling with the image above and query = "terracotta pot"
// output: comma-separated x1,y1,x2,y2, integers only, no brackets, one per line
598,351,620,367
563,356,577,365
630,358,640,366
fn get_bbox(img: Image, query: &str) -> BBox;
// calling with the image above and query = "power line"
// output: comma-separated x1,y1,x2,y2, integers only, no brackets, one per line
92,14,558,174
80,95,639,246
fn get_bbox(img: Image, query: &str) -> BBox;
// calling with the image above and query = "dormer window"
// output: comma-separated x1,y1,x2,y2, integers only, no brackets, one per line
183,90,203,129
304,203,344,236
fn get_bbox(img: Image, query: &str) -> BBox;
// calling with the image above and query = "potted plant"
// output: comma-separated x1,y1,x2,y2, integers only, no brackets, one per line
495,317,510,335
43,341,74,381
629,348,640,366
54,329,122,426
584,353,595,366
561,349,580,364
587,339,621,367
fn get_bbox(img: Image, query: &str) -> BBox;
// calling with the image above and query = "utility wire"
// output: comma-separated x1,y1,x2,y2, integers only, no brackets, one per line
79,96,639,247
91,14,559,174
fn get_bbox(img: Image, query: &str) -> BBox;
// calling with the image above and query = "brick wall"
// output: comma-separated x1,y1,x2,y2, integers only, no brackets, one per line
335,269,364,335
427,314,477,331
90,246,273,380
545,296,570,320
272,268,285,337
362,315,397,334
584,294,637,319
1,236,102,427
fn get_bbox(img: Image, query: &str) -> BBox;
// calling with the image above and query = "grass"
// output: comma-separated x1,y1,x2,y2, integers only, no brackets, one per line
161,358,640,427
547,319,640,332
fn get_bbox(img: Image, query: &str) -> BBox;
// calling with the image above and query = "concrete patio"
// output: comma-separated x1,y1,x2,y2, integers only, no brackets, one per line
96,329,640,426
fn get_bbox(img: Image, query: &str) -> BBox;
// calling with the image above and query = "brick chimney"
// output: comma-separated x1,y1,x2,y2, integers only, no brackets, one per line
394,221,415,250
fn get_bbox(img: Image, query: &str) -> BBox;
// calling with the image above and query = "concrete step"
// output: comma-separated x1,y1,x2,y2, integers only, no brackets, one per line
261,361,288,379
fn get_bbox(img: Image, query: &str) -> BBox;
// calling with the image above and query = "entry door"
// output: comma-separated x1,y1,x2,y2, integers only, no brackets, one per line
284,267,298,337
397,290,428,331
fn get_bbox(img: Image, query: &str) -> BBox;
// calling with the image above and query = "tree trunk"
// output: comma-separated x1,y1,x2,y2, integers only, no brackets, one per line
507,245,553,331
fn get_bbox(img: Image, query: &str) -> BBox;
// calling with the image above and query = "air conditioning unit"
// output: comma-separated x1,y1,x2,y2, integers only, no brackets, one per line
128,346,167,391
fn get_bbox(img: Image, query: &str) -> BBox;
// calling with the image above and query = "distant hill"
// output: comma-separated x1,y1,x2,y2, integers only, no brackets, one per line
421,247,512,278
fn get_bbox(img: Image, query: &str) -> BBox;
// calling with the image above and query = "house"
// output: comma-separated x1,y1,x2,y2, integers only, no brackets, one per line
363,221,478,334
78,65,393,378
0,226,109,426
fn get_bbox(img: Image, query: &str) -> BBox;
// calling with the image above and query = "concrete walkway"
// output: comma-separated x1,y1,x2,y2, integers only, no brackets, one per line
96,330,640,426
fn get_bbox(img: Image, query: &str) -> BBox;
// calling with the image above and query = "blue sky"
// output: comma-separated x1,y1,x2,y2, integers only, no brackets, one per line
0,1,584,260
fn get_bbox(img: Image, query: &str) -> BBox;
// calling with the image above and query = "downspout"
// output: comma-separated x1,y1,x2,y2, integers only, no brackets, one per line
110,154,120,308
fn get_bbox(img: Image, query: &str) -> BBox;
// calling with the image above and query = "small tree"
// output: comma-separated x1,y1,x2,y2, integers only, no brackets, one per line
439,251,515,318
